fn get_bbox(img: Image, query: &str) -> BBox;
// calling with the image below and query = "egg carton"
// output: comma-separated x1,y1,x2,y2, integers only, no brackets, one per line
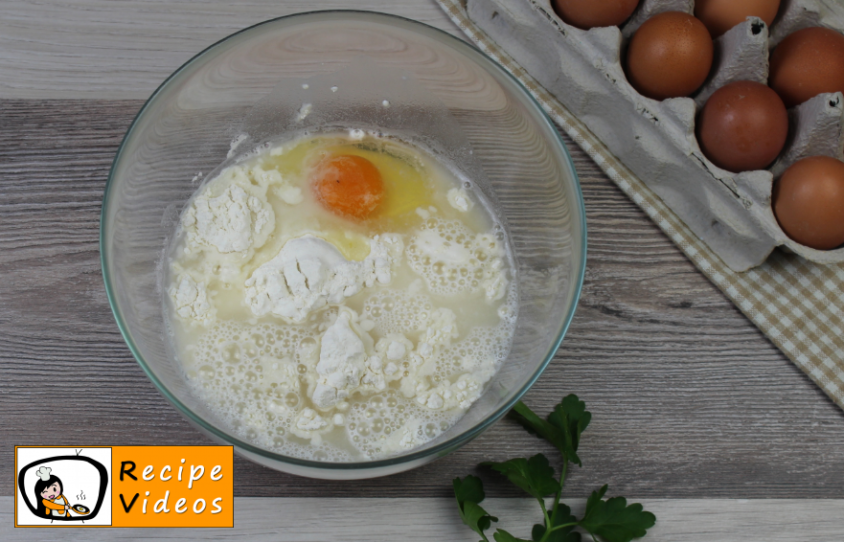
467,0,844,271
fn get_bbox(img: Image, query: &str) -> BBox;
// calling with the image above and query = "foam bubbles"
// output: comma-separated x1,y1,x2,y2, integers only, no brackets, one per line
362,289,434,337
342,390,460,458
406,218,509,300
181,319,330,459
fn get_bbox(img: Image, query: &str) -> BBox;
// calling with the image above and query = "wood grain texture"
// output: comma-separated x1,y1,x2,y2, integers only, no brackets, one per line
3,497,844,540
0,0,464,99
2,100,843,500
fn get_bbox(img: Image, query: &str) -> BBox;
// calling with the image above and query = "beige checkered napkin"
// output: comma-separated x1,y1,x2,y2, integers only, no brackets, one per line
436,0,844,410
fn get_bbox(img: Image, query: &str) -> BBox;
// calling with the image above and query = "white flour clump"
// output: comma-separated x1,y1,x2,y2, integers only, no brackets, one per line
244,234,404,323
447,188,475,212
169,274,215,325
311,308,372,409
296,408,328,432
182,166,275,255
249,164,304,205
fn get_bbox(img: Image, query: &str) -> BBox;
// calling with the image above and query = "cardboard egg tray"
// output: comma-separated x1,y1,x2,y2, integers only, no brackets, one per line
467,0,844,271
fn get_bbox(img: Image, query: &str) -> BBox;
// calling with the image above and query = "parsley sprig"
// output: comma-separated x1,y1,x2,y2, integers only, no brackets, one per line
454,395,655,542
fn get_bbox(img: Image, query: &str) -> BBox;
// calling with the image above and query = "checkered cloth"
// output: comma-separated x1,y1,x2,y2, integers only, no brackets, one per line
437,0,844,410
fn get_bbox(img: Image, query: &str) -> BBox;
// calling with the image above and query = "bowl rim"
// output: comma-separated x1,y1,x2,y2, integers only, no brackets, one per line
100,9,587,472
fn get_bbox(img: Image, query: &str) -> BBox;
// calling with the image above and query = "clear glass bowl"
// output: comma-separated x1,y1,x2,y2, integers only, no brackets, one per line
101,10,586,480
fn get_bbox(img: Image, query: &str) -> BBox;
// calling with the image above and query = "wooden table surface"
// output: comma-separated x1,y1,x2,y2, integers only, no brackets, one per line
2,1,843,540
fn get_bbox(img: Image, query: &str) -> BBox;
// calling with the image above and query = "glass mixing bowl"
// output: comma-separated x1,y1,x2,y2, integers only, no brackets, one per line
101,10,586,480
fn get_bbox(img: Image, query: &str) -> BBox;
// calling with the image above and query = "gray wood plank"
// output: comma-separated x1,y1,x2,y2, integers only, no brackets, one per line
1,100,843,501
3,497,844,540
0,0,463,99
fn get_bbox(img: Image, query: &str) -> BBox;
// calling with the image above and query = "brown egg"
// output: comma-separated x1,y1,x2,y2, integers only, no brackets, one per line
626,12,714,100
552,0,640,30
773,156,844,250
697,81,788,172
769,27,844,108
694,0,780,38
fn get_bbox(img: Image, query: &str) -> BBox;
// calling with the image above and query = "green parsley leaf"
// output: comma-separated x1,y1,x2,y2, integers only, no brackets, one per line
579,485,656,542
509,401,567,455
494,529,533,542
455,397,655,542
483,454,560,499
454,476,498,541
464,501,498,539
509,395,591,466
547,395,591,466
532,503,581,542
455,474,487,505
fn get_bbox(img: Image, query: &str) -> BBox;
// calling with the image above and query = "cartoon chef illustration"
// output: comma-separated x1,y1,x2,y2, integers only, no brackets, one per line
34,466,70,518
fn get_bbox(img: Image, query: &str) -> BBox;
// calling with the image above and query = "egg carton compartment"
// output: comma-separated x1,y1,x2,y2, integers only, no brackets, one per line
467,0,844,271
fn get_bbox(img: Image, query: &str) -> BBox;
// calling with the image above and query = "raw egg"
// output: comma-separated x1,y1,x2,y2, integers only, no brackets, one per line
773,156,844,250
769,27,844,108
697,80,788,172
311,154,384,220
626,12,714,100
694,0,780,37
551,0,640,30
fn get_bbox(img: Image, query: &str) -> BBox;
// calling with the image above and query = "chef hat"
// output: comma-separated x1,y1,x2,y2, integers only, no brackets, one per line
36,466,52,481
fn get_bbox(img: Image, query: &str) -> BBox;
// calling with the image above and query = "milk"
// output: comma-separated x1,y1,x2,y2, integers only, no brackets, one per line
165,133,517,461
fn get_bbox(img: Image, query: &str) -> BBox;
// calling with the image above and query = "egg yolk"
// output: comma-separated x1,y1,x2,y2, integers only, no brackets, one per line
311,154,385,220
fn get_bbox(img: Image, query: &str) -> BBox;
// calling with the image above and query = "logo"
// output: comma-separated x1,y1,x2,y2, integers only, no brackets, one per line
16,447,112,526
15,446,233,528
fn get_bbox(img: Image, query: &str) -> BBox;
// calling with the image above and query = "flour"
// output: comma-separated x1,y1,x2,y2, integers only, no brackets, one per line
447,187,475,212
311,308,370,409
361,233,404,287
274,185,304,205
406,218,509,301
374,334,414,385
227,134,248,159
296,408,328,431
169,274,215,324
419,308,459,346
183,169,274,254
386,340,407,360
415,372,487,411
250,164,304,205
244,235,403,323
244,236,358,323
295,103,313,123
